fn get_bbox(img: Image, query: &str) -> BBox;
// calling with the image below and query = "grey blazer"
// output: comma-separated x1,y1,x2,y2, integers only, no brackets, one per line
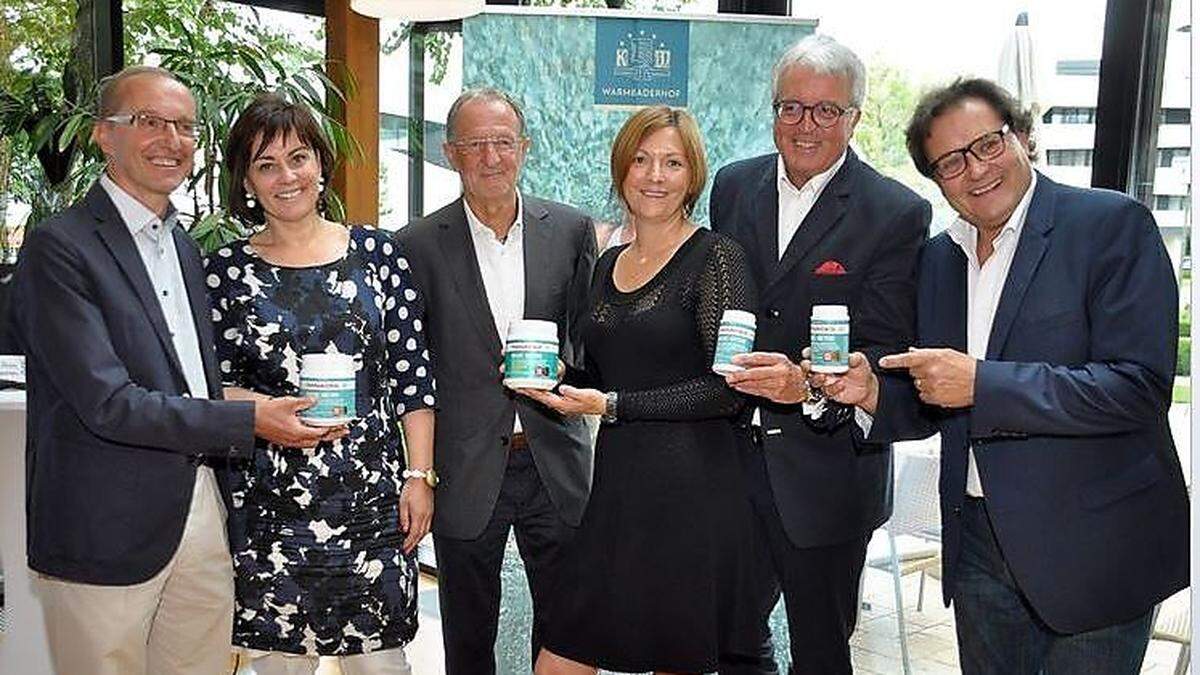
397,195,597,540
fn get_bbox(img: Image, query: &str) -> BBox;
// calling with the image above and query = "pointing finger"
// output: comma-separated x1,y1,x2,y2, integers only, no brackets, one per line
878,353,912,369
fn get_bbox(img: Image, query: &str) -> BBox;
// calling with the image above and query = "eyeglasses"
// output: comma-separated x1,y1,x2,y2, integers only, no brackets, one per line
929,125,1010,180
450,136,523,156
103,112,200,140
772,100,855,128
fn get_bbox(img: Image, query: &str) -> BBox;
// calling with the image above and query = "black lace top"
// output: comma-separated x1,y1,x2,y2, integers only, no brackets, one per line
573,227,756,420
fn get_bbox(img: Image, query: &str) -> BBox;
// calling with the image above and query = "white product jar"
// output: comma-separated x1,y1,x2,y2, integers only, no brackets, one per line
712,309,757,375
503,319,560,390
299,353,356,426
810,304,850,373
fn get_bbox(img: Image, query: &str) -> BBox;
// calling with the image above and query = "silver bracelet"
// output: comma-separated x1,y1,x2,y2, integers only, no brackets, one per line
601,391,619,423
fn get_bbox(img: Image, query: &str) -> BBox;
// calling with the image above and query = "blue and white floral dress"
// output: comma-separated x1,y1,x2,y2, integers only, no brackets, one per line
204,227,435,656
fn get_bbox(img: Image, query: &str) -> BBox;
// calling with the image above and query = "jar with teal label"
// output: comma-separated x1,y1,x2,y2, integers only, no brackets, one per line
712,309,757,375
503,319,559,390
299,353,356,426
810,304,850,373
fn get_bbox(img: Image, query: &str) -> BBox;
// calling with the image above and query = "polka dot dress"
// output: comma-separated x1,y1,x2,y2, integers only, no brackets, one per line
204,226,435,656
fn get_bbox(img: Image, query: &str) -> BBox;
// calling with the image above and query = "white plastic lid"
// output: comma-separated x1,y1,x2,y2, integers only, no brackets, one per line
811,304,849,320
721,309,757,328
507,319,559,342
301,353,355,377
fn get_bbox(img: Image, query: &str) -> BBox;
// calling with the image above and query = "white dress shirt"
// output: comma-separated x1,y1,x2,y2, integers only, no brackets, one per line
776,150,846,261
947,171,1038,497
465,193,526,433
100,174,210,401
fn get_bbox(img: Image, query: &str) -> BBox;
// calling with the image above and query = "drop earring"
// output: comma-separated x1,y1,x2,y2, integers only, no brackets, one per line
246,192,257,209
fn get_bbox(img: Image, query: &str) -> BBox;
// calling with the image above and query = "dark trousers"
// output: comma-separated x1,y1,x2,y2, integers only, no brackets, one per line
720,434,870,675
433,448,573,675
955,498,1154,675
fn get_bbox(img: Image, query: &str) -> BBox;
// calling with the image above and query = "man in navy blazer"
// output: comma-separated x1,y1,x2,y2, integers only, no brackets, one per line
822,78,1189,673
711,35,930,674
11,66,333,674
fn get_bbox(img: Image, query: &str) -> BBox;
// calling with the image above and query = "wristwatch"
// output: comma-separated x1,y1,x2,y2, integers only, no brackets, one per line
402,467,439,489
602,391,619,424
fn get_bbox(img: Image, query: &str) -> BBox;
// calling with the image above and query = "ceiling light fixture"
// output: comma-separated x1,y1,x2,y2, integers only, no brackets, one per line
350,0,486,22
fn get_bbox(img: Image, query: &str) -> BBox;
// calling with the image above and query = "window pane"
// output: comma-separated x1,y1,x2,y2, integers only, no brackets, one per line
1151,1,1192,503
812,0,1106,235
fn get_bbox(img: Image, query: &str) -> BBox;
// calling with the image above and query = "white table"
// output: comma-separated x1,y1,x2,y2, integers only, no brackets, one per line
0,390,54,674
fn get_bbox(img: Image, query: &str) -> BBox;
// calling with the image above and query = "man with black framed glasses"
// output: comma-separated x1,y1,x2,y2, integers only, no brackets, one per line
710,34,930,674
819,77,1189,674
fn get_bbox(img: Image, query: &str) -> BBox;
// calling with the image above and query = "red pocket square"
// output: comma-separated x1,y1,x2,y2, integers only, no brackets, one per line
814,260,847,275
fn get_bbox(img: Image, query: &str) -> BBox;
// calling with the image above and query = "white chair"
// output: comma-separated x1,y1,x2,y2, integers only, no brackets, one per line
1152,589,1191,675
863,446,942,675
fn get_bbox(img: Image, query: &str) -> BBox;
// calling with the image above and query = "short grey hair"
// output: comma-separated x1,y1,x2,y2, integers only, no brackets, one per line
97,65,188,117
771,34,867,108
445,87,527,141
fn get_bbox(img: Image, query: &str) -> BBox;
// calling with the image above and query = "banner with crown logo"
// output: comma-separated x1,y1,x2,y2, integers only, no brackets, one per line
594,18,689,107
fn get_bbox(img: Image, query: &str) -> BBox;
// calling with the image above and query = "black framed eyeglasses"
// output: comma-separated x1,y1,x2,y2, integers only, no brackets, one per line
772,99,855,128
103,112,200,140
929,124,1010,180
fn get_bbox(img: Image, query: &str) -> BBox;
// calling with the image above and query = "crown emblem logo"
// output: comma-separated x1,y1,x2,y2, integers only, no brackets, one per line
614,30,672,83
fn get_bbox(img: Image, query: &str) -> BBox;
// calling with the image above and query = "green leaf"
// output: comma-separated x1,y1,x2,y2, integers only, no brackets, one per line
237,47,269,84
291,74,325,110
308,66,347,103
30,115,58,151
57,114,82,152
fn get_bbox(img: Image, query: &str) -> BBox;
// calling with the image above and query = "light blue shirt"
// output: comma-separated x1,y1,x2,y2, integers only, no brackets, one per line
100,174,211,400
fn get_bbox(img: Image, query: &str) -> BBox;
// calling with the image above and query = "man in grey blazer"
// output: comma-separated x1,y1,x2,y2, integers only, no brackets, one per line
11,66,332,675
397,88,596,675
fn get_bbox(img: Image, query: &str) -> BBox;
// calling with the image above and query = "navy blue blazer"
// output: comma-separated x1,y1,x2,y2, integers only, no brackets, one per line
12,183,256,585
873,174,1190,633
711,149,931,547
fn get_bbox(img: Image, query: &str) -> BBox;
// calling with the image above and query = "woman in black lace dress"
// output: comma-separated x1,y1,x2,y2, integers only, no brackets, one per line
524,107,758,674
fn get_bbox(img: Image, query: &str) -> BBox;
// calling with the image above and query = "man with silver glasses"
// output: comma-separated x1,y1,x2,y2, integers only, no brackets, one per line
822,77,1188,674
709,35,930,674
397,87,595,674
10,66,333,674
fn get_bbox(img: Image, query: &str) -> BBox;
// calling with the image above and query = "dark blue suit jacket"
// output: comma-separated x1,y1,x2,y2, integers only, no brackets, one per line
12,183,256,585
874,174,1190,633
711,149,930,547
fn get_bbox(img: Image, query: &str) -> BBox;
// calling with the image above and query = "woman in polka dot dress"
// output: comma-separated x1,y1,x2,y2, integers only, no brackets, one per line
205,93,435,674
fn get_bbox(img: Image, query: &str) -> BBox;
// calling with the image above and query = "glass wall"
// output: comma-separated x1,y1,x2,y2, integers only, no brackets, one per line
377,20,464,230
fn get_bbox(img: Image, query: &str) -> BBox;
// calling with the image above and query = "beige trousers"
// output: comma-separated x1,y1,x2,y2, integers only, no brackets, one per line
246,648,413,675
36,466,235,675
